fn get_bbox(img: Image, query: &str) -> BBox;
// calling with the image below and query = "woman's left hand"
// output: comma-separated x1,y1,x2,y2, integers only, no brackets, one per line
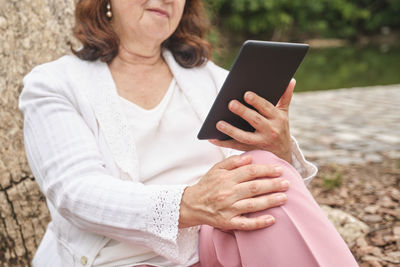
209,79,296,164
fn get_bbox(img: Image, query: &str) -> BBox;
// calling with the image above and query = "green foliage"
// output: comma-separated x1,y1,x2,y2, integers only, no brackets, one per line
204,0,400,40
214,44,400,92
322,170,343,190
293,45,400,91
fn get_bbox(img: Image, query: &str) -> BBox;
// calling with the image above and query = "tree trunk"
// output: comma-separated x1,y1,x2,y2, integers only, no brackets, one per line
0,0,75,265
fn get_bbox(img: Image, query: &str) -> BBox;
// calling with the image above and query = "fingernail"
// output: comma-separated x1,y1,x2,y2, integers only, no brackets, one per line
245,91,254,101
229,100,238,110
274,166,283,173
276,194,287,203
217,121,226,129
264,216,275,224
281,180,290,189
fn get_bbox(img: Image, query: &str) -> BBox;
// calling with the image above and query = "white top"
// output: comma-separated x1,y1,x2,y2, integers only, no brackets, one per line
94,78,223,266
19,51,318,267
120,78,225,187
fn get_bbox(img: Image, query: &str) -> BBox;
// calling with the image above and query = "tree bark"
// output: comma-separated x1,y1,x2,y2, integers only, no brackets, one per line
0,0,75,265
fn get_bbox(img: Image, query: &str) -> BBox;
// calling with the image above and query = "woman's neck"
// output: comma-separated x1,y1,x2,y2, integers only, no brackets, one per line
107,40,173,109
111,40,165,71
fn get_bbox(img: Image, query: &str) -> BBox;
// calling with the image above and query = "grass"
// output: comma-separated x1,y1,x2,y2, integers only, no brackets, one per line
321,169,344,190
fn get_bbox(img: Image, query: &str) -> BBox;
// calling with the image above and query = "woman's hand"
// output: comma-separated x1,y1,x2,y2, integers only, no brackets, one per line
209,79,296,163
179,154,290,231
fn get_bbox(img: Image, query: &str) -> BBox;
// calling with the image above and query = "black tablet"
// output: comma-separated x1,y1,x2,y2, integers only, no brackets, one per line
197,40,309,140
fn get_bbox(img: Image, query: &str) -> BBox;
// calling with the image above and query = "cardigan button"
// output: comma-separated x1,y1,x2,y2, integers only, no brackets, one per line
80,256,88,265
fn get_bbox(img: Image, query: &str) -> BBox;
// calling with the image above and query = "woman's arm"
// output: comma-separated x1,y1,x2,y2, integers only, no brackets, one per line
19,67,195,262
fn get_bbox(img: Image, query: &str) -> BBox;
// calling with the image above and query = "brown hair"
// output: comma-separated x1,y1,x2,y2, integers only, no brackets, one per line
72,0,212,68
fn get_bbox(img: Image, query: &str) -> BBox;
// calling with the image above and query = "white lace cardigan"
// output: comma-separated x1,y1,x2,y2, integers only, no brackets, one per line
19,50,317,267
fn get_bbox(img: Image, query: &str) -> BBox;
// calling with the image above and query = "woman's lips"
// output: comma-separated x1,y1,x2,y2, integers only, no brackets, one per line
147,8,169,18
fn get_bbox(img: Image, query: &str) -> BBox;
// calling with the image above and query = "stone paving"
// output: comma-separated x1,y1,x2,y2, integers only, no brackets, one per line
289,84,400,166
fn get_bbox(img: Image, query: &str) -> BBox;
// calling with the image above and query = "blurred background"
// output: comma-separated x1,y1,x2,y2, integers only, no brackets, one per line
1,0,399,266
204,0,400,91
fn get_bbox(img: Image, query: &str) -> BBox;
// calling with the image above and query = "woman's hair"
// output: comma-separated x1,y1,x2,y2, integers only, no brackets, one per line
72,0,212,68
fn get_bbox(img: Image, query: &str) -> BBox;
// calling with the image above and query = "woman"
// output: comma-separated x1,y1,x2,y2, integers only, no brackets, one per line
19,0,358,266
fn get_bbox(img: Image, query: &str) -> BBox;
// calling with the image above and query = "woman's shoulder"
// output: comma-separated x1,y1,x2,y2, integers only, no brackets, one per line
22,54,107,102
21,54,108,109
24,54,99,82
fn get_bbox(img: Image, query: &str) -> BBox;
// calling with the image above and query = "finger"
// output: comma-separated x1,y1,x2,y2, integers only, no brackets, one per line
235,178,289,199
230,214,275,231
276,78,296,111
244,91,276,118
232,192,288,214
216,121,260,145
228,100,272,132
212,154,253,171
233,164,283,183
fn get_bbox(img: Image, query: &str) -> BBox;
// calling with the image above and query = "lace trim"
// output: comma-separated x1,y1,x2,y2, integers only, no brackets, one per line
290,136,318,185
146,185,199,264
81,60,139,181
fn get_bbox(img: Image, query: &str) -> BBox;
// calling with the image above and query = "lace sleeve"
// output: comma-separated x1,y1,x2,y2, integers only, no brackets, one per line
290,136,318,185
144,185,199,263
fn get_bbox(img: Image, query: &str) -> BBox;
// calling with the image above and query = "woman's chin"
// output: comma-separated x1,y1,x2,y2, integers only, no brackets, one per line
139,27,171,44
139,17,175,42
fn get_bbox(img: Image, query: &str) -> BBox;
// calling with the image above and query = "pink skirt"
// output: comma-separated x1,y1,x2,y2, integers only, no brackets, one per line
140,150,358,267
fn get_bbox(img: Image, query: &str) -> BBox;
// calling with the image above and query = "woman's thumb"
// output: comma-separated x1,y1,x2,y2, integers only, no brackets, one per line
276,78,296,111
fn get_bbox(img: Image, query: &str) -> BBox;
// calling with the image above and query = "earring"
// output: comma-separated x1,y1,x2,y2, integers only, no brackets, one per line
106,2,112,18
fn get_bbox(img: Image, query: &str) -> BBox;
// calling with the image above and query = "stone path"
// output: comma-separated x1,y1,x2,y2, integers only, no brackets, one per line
289,84,400,166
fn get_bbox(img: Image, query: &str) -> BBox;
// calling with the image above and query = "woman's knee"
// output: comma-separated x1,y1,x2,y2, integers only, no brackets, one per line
242,150,303,186
242,150,317,222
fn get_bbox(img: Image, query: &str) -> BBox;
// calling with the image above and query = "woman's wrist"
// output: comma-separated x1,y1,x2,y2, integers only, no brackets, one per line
178,185,200,228
282,146,293,164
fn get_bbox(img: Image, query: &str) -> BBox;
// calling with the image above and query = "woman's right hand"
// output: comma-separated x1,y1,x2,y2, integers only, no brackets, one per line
179,154,290,231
